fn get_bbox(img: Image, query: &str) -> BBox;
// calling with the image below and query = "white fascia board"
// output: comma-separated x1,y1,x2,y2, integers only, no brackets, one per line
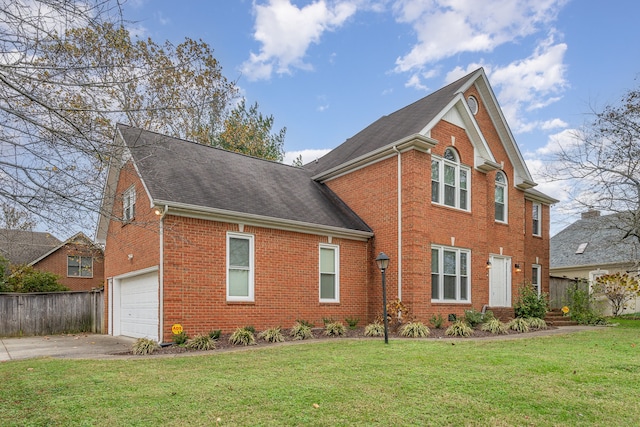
152,200,374,242
311,134,437,182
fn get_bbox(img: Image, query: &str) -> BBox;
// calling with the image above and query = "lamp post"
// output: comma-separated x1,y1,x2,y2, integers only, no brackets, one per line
375,252,390,344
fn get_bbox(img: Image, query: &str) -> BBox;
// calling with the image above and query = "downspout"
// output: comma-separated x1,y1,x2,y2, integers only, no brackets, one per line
393,146,402,301
156,205,168,344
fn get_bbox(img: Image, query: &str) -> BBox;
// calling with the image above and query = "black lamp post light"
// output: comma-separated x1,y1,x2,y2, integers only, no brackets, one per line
375,252,390,344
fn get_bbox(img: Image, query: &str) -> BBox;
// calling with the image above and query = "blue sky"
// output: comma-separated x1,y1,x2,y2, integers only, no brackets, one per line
123,0,640,234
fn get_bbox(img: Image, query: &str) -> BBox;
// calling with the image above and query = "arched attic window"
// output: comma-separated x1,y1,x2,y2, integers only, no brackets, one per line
495,171,507,223
431,147,470,211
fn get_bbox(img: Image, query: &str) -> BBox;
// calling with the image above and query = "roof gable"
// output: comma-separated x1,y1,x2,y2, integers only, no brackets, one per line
97,125,372,242
29,232,101,266
550,212,639,268
306,68,537,191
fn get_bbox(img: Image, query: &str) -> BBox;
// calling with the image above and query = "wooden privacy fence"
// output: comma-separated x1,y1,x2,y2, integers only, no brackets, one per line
549,276,588,309
0,288,103,337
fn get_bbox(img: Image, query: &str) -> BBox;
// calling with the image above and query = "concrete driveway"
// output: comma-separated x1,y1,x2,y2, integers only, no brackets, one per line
0,334,137,361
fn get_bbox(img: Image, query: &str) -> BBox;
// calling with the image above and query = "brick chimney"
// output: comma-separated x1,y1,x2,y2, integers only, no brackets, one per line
581,209,601,219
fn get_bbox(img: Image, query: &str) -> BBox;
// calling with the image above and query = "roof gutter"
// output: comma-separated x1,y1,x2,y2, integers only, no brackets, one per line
152,200,374,242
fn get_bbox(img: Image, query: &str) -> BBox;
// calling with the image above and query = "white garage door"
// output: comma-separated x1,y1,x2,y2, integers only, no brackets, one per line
119,271,159,341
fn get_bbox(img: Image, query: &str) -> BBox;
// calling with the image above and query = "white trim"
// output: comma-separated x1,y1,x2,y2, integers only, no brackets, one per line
531,264,542,296
395,146,402,301
431,149,471,212
532,202,542,237
489,255,512,307
495,171,508,224
226,232,255,302
319,243,340,303
431,245,471,303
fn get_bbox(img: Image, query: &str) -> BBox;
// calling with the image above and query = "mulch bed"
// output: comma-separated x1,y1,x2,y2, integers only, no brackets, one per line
117,325,557,357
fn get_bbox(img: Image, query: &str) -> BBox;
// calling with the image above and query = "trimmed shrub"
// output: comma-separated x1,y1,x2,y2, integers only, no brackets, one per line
172,331,188,345
132,338,159,355
481,318,508,335
445,320,473,337
400,322,430,338
514,282,549,319
208,329,221,340
364,322,385,337
259,327,285,343
463,309,484,328
507,317,530,333
290,321,313,340
430,313,445,329
345,317,360,329
186,334,216,350
229,327,256,346
324,321,346,337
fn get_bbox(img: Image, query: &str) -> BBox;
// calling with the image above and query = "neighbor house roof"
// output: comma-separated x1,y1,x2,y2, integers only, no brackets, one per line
29,232,101,266
0,229,61,265
550,212,639,269
98,125,372,241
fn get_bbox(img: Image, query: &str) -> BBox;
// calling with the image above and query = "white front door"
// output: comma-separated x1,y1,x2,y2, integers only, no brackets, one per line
489,256,511,307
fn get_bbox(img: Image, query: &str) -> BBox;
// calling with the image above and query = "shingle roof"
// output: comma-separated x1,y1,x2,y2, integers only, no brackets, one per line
117,125,371,234
305,69,480,176
0,229,61,265
550,212,639,268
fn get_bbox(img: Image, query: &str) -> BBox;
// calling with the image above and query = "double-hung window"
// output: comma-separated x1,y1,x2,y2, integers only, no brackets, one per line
227,233,254,302
319,244,339,302
531,264,541,295
123,186,136,222
431,245,471,303
495,171,507,223
532,203,541,236
431,148,470,210
68,255,93,277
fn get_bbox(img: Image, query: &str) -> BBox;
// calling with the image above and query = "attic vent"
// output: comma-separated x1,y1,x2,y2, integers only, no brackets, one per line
467,96,478,115
576,242,588,254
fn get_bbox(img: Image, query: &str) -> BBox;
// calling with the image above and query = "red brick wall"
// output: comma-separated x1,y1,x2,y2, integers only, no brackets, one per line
32,244,104,291
325,88,552,323
160,216,369,341
103,160,161,332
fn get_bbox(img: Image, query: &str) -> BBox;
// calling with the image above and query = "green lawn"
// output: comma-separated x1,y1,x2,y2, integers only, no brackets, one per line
1,322,639,426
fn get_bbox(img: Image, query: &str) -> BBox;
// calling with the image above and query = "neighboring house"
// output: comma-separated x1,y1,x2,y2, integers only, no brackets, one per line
0,229,104,291
97,68,557,343
550,210,640,315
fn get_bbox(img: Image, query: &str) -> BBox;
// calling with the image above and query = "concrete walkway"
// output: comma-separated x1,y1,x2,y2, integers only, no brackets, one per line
0,334,136,361
0,326,601,362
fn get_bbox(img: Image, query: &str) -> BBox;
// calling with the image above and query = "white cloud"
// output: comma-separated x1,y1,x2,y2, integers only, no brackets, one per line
392,0,567,74
242,0,357,80
284,148,332,166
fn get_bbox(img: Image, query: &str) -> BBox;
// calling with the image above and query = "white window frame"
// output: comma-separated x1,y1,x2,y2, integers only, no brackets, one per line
67,255,94,278
495,171,507,223
431,148,471,211
532,202,541,236
226,232,255,302
431,245,471,303
319,244,340,303
123,186,136,222
531,264,541,295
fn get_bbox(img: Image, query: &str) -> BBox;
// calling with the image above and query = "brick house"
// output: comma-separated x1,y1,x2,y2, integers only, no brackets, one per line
97,68,557,342
0,230,104,291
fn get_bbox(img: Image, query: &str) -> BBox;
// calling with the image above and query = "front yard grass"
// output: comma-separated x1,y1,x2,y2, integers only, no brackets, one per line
1,321,639,426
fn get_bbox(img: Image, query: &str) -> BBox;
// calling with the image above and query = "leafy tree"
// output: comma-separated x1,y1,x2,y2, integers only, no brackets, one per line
1,1,285,232
0,265,68,293
593,272,640,317
212,99,286,162
544,84,640,243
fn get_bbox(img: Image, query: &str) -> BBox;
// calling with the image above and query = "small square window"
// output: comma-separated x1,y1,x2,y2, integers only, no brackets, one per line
68,256,93,278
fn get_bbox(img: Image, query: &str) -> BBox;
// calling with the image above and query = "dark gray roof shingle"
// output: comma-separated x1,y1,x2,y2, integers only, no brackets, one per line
550,212,639,268
118,125,371,233
306,69,480,176
0,229,61,265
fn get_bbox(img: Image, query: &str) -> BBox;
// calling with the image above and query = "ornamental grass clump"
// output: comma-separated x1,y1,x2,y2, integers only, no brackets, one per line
186,334,216,351
400,321,430,338
324,321,346,337
508,317,530,333
527,317,548,330
132,338,160,355
445,320,473,337
259,327,285,343
290,321,313,340
364,322,385,337
481,318,508,335
229,327,256,346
